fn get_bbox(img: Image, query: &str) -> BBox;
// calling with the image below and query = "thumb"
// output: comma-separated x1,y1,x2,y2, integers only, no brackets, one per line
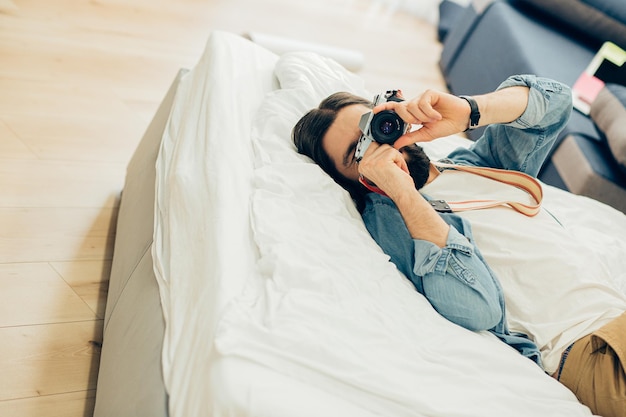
393,127,435,149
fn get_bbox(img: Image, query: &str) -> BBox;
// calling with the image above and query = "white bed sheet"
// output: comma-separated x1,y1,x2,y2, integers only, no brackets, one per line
152,31,626,416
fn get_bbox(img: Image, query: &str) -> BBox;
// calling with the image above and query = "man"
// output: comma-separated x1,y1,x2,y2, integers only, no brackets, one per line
293,74,626,417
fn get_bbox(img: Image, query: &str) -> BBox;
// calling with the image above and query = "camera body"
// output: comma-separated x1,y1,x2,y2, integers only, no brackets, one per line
354,90,408,162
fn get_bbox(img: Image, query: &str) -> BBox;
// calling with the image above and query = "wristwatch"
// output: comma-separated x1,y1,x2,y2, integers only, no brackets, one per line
458,95,480,131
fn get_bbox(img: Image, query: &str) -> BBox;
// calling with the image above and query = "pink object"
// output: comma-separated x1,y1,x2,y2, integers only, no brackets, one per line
573,72,605,105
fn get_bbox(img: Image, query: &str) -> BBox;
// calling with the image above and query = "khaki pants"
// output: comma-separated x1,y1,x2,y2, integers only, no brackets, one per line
558,312,626,417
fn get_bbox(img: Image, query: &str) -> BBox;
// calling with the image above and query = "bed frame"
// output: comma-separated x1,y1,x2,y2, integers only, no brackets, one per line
92,32,623,416
93,70,187,417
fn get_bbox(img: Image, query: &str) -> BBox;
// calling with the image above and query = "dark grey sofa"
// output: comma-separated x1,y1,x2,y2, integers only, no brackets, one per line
438,0,626,213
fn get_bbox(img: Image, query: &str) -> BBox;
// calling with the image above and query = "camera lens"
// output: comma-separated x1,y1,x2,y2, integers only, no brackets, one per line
371,110,405,144
380,121,395,135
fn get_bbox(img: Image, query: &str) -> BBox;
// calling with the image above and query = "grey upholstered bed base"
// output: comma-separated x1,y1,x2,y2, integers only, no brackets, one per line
93,70,187,417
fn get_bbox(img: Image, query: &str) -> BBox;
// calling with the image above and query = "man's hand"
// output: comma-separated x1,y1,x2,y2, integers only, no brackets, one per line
358,142,450,247
357,143,414,200
373,86,530,149
373,90,471,148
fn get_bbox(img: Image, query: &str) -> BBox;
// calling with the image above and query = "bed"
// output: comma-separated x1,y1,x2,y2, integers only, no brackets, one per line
93,30,626,417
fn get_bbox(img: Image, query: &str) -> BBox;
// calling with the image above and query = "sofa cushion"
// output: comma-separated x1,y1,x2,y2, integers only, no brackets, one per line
551,134,626,213
437,0,466,42
515,0,626,49
590,83,626,174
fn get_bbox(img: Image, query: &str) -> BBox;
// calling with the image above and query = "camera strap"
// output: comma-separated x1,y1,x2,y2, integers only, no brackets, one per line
359,176,388,197
430,161,543,216
361,162,543,217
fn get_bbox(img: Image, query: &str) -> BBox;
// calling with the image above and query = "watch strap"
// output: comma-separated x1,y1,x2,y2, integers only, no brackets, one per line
458,95,480,131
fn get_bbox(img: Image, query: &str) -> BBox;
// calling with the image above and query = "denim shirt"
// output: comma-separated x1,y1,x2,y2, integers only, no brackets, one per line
361,75,572,365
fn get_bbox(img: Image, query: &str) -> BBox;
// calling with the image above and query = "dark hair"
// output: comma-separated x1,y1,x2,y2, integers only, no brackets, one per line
292,92,372,211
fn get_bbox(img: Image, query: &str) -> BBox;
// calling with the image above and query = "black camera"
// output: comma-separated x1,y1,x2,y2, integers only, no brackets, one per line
354,90,408,162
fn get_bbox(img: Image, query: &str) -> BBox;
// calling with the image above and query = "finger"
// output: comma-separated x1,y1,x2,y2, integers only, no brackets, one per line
371,103,418,126
393,132,418,150
417,102,442,123
378,145,410,175
393,128,435,149
404,100,433,124
395,150,410,174
414,92,443,122
394,105,422,125
372,101,398,113
389,102,425,125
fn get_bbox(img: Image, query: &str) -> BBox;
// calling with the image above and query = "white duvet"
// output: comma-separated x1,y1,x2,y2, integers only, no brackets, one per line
153,31,626,417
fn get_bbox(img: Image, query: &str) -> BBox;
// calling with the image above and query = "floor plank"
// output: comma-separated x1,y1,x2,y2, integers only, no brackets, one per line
0,111,146,163
0,119,37,160
50,260,111,319
0,159,125,208
0,207,117,263
0,321,102,401
0,390,96,417
0,263,96,327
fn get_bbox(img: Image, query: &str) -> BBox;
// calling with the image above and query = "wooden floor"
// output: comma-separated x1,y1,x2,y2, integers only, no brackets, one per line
0,0,446,415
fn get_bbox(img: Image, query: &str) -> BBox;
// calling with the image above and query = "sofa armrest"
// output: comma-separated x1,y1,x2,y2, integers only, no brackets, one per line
512,0,626,50
439,2,480,75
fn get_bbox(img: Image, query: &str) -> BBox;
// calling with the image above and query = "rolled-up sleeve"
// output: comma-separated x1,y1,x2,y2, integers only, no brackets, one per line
447,74,573,177
362,194,503,331
412,225,475,276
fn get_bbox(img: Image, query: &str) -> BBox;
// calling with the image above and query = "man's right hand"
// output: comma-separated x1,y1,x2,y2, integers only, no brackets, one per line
358,142,450,248
357,143,414,201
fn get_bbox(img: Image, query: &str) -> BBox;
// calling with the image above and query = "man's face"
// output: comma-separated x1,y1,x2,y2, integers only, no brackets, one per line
321,103,368,183
322,104,431,189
